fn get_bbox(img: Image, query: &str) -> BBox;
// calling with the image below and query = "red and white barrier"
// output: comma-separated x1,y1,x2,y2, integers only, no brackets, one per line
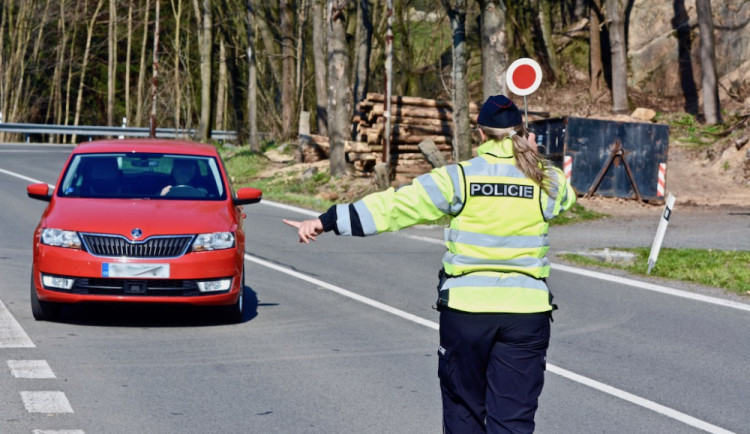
563,155,572,181
657,163,666,197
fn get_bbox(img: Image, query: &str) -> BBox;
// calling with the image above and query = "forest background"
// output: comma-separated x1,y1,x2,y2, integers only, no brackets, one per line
1,0,749,185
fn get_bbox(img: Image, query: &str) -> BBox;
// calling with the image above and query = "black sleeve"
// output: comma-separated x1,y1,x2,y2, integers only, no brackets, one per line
347,204,365,237
318,205,339,235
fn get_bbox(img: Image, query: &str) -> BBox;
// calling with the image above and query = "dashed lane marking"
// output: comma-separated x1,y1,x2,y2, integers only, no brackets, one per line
8,360,56,378
0,300,36,348
20,391,74,413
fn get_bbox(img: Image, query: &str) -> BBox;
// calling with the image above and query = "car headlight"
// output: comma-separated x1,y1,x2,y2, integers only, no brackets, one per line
191,232,235,251
41,228,82,249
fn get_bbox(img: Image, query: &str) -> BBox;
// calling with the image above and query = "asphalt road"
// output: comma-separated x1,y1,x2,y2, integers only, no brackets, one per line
1,143,748,433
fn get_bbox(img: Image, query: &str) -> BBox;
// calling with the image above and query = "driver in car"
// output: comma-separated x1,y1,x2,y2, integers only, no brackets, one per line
161,159,198,196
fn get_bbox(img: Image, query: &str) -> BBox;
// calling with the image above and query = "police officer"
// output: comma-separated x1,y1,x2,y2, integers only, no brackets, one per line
284,95,575,433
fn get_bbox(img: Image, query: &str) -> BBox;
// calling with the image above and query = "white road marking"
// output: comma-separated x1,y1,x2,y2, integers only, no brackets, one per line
8,360,56,379
245,254,437,330
0,166,55,189
20,391,74,413
550,263,750,313
548,365,734,434
0,301,36,348
33,430,85,434
245,252,735,434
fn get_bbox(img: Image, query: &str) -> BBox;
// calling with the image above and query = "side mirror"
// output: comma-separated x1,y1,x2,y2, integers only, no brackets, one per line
27,183,53,202
233,187,262,206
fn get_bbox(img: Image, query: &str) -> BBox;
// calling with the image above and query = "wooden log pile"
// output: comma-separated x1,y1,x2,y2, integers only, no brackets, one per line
351,93,481,173
301,93,482,175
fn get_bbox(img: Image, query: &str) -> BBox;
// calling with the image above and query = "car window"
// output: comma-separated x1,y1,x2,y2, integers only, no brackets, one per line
58,153,227,200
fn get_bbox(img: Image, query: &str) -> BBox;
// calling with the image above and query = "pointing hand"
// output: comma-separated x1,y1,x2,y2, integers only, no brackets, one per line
283,218,324,244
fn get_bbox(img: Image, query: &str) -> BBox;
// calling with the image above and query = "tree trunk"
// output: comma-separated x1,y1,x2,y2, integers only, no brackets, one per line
108,0,117,127
589,0,604,98
73,0,106,143
150,0,161,137
353,0,372,116
311,0,328,135
64,0,82,128
539,0,558,83
125,0,133,124
215,37,227,131
327,0,353,176
136,0,151,127
478,0,508,98
170,0,183,129
280,0,296,140
193,0,213,141
246,0,259,151
296,0,308,113
441,0,472,161
696,0,721,125
605,0,628,114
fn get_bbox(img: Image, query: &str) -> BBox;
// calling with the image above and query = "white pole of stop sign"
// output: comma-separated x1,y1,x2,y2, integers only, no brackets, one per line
647,193,675,274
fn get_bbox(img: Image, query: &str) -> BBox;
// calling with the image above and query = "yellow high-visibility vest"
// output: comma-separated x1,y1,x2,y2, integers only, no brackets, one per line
343,137,575,313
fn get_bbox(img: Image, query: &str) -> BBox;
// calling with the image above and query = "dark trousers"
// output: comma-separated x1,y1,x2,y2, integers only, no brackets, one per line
438,309,551,434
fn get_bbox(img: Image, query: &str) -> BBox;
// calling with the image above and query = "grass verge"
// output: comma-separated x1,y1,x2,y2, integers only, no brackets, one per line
559,248,750,295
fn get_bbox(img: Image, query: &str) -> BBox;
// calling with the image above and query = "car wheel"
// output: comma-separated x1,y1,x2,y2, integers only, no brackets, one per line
30,270,61,321
222,270,245,324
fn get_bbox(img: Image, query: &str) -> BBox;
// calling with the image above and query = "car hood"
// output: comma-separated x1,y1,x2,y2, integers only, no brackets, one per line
42,198,238,238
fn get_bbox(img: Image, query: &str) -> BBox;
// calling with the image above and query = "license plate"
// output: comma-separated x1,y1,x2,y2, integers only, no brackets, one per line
102,263,170,278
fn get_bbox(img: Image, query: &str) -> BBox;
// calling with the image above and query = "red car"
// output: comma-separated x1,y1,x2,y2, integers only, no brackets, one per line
26,139,262,323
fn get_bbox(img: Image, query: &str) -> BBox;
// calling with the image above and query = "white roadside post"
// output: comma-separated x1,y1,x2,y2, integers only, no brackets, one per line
647,193,675,274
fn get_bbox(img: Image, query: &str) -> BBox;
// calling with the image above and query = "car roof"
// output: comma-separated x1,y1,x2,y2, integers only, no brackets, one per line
72,139,219,157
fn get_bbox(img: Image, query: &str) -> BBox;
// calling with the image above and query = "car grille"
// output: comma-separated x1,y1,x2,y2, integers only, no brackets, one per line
80,234,193,258
71,278,204,296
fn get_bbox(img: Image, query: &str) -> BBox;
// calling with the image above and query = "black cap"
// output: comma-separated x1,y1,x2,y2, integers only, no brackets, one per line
477,95,522,128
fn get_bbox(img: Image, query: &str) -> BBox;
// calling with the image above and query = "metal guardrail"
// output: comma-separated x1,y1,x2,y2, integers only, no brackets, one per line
0,122,237,142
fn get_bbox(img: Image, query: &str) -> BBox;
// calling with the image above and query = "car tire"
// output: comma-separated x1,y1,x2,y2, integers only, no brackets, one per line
222,270,245,324
30,270,62,321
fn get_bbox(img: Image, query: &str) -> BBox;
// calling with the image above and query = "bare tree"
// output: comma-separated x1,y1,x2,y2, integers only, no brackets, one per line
441,0,472,161
124,0,134,123
311,0,328,135
539,0,558,83
280,0,296,140
353,0,372,112
107,0,117,126
170,0,184,129
589,0,604,98
696,0,721,125
73,0,106,143
193,0,213,141
245,0,260,151
478,0,508,98
136,0,152,126
605,0,628,113
327,0,353,176
215,37,227,130
150,0,161,137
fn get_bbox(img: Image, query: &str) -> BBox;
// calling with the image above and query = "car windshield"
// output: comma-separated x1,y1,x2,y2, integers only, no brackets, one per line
57,153,227,200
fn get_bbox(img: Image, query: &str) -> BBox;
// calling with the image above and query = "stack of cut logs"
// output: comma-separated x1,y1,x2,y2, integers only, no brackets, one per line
354,93,480,174
303,93,480,175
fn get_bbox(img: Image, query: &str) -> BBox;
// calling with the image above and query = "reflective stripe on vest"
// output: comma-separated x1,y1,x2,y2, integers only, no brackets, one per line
415,165,463,215
439,272,551,313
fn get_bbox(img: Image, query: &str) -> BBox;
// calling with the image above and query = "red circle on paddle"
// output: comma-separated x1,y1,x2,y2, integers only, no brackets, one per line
506,58,542,96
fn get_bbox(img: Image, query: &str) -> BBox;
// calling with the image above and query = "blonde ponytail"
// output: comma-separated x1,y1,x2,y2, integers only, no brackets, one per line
479,124,554,196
